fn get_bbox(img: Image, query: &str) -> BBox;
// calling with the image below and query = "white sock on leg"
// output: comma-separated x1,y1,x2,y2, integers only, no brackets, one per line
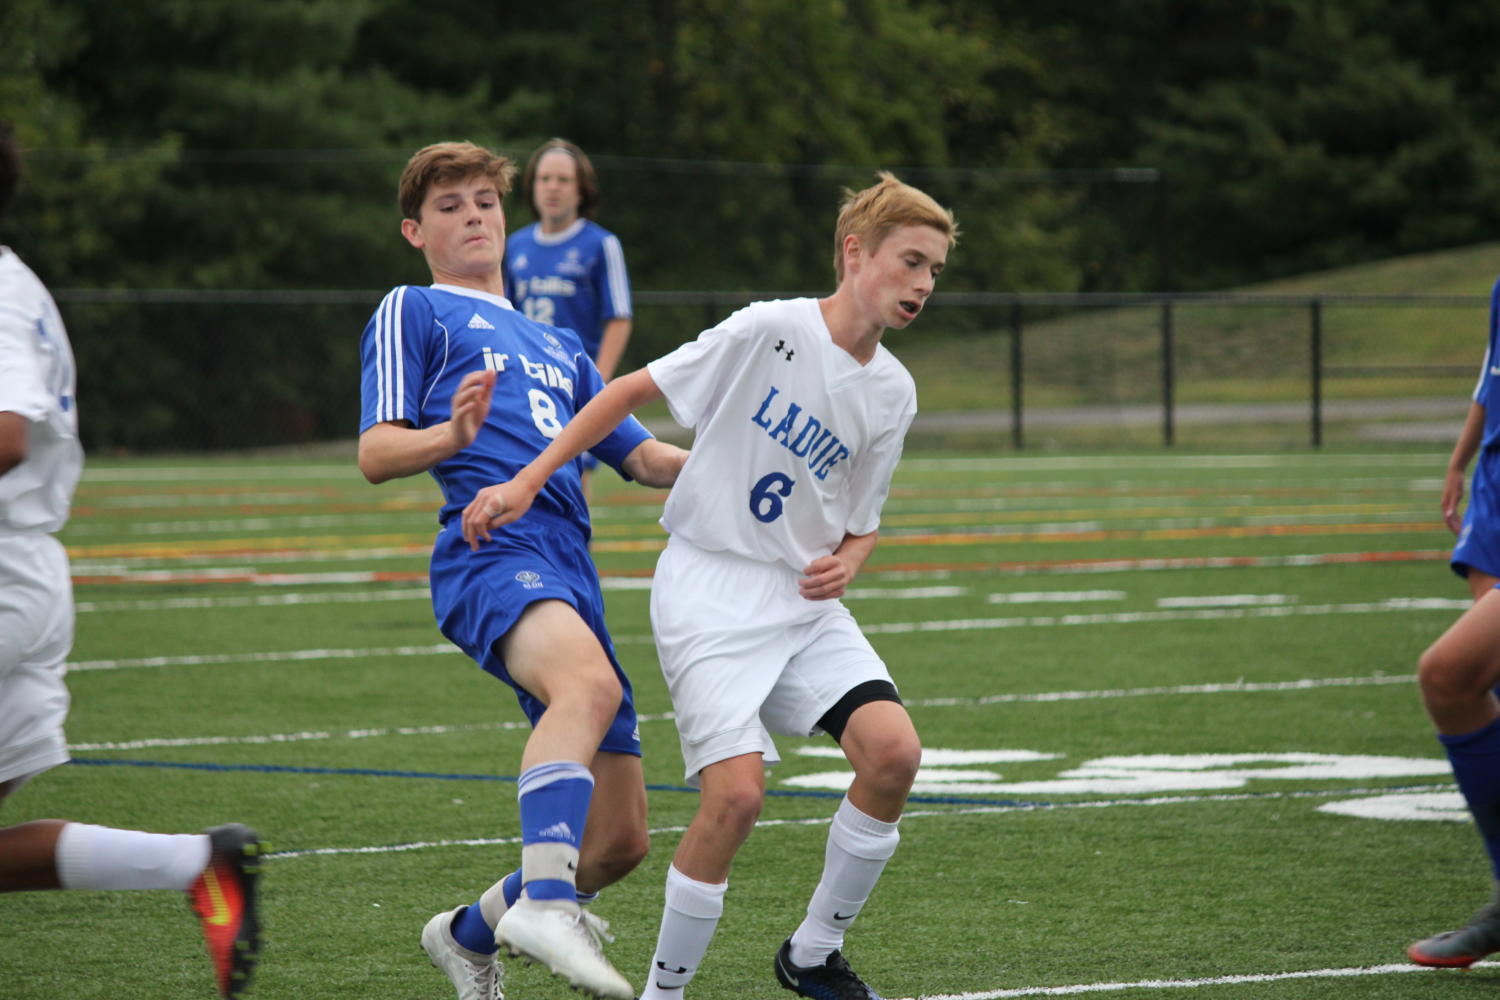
55,823,211,891
639,864,727,1000
788,797,900,968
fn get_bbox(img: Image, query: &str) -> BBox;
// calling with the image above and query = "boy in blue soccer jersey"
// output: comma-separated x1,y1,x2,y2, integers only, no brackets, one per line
357,141,686,1000
467,173,957,1000
505,139,633,499
1410,275,1500,967
1442,280,1500,602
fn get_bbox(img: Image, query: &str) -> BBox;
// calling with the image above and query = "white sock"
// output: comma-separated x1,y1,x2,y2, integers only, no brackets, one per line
788,798,900,968
55,823,211,891
639,865,727,1000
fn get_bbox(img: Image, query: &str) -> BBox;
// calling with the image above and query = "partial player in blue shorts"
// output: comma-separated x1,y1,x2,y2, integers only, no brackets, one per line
1410,274,1500,969
357,141,686,1000
1444,277,1500,600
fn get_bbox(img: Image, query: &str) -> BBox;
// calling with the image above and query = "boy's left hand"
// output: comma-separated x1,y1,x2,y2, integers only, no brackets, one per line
799,554,854,601
460,481,535,550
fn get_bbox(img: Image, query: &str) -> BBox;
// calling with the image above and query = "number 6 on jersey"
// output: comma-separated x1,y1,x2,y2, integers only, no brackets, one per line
749,472,796,523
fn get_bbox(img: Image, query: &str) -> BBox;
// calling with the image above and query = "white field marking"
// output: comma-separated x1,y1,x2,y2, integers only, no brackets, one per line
906,672,1413,710
68,643,461,672
898,454,1443,473
65,676,1414,751
64,548,1449,578
859,597,1470,636
67,513,403,536
73,582,965,613
69,546,426,573
76,588,432,613
1317,791,1468,822
265,782,1450,861
987,590,1126,604
783,752,1452,796
1155,594,1291,609
69,595,1451,671
796,748,1064,765
890,960,1499,1000
845,585,967,600
89,491,337,509
883,512,1435,539
67,711,681,752
81,465,356,482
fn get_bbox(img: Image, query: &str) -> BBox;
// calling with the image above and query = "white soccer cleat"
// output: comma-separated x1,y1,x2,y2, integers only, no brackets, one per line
494,897,634,1000
422,907,505,1000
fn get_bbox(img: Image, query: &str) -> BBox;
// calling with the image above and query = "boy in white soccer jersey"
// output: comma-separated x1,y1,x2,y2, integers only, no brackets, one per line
0,122,264,1000
465,172,958,1000
358,141,686,1000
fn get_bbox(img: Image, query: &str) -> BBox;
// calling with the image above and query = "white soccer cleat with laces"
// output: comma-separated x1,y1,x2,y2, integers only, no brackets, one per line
422,907,505,1000
495,898,633,1000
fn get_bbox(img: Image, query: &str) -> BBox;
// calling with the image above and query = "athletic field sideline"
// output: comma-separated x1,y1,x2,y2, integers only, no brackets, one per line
2,449,1492,999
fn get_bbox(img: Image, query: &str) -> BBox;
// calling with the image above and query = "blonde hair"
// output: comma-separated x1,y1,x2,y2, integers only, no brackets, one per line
398,141,516,221
833,172,958,283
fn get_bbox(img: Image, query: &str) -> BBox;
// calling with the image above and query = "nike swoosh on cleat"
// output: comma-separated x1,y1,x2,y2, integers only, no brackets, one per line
203,869,233,927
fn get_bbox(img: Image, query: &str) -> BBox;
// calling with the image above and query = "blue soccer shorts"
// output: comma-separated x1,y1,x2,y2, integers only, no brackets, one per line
428,509,640,756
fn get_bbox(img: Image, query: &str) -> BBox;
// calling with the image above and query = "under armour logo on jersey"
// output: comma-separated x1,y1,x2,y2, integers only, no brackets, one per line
772,339,795,361
467,313,497,330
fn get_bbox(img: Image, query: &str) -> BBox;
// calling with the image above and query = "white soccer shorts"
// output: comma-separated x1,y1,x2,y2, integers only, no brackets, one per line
0,533,73,787
650,535,895,786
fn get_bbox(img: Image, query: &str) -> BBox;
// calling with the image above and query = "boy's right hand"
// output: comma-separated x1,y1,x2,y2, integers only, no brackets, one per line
448,369,496,452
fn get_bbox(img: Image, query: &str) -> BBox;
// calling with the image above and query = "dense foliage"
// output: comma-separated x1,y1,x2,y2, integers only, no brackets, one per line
5,0,1500,448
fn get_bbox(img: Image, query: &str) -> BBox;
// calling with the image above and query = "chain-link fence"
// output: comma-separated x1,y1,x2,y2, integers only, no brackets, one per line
51,289,1484,454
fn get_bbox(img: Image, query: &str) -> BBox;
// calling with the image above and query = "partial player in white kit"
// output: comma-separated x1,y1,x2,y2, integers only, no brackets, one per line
0,121,264,1000
465,172,958,1000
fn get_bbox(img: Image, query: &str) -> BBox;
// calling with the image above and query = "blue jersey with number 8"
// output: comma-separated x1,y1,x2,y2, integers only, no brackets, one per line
358,283,651,533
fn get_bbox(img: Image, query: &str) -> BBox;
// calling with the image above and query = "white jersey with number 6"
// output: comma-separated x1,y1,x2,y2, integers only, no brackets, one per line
648,297,916,575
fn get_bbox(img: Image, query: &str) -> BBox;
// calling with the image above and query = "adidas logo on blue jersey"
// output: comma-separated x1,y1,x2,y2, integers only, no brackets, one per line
467,313,497,330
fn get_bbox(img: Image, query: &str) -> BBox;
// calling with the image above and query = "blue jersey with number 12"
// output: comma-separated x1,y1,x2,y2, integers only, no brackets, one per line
505,219,631,361
358,283,651,533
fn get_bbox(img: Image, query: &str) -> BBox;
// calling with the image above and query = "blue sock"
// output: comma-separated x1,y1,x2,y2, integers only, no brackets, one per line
451,902,500,954
1441,715,1500,879
517,761,594,902
450,868,526,953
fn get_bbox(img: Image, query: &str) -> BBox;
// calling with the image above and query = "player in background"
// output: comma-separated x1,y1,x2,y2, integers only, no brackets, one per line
359,141,686,1000
1410,275,1500,967
505,139,632,499
1442,279,1500,602
465,172,957,1000
0,122,264,999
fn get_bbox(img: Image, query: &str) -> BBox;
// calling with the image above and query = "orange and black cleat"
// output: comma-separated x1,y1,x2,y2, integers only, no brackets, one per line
188,823,264,998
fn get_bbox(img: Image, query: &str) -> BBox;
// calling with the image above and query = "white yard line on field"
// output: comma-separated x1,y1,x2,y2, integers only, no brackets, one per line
68,673,1414,749
67,598,1466,670
892,960,1497,999
266,783,1446,861
899,454,1443,473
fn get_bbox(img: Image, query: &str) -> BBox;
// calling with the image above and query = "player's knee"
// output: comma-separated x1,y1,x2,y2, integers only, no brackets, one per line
586,828,649,886
857,733,922,795
702,783,764,839
1417,644,1482,709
